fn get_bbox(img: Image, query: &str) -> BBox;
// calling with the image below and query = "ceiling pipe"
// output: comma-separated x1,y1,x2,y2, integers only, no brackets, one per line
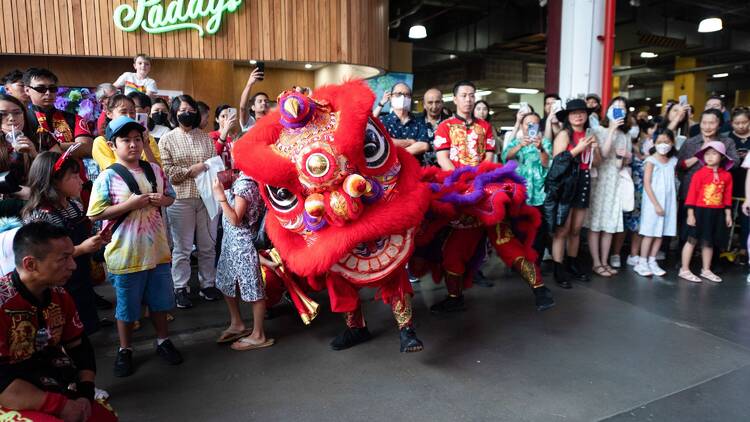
390,1,425,29
668,0,750,19
668,60,750,75
390,0,484,29
412,46,547,63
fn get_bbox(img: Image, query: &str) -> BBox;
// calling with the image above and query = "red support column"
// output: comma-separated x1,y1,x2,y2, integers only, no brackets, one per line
545,0,562,95
601,0,616,108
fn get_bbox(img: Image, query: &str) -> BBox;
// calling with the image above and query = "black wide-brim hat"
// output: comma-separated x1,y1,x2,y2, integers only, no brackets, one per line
555,98,596,122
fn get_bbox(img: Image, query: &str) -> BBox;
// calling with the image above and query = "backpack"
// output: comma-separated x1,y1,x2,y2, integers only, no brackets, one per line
106,160,158,234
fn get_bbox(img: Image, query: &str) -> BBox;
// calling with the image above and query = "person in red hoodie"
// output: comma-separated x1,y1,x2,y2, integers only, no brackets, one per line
679,141,734,283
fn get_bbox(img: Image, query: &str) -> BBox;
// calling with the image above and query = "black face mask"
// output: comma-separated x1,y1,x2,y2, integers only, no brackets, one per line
177,111,200,128
152,111,169,126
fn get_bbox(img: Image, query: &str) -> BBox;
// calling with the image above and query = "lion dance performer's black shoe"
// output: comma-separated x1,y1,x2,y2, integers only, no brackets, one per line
533,286,555,311
399,326,424,353
429,295,467,314
330,327,373,350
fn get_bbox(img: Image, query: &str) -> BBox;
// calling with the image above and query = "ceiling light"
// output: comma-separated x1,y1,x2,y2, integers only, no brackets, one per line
656,103,663,107
408,25,427,39
442,94,454,102
489,110,495,115
304,63,313,69
720,94,726,98
627,84,635,89
506,88,540,94
645,97,651,101
628,107,635,112
500,126,515,131
475,90,493,97
713,72,729,78
508,103,521,110
449,54,457,59
249,60,257,65
640,52,658,59
698,18,722,33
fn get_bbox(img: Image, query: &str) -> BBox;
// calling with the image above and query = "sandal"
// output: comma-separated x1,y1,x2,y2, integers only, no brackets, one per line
593,265,613,277
604,265,618,275
700,270,722,283
216,328,253,344
230,336,275,351
678,269,702,283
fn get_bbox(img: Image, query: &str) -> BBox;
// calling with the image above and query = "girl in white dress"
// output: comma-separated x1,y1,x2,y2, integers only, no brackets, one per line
635,130,678,277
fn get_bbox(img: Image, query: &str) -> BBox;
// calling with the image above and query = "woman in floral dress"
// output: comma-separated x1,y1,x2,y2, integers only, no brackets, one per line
586,97,632,277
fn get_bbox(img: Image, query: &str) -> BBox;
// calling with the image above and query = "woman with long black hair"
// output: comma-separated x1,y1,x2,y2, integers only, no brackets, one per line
585,96,632,277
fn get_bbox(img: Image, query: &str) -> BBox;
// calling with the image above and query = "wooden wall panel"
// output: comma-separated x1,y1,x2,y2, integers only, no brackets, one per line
0,0,388,69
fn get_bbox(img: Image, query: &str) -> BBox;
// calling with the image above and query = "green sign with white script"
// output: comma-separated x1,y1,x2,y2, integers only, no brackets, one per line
113,0,243,37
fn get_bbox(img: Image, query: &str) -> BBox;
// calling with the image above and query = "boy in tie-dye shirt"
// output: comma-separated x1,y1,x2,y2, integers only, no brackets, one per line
87,116,182,377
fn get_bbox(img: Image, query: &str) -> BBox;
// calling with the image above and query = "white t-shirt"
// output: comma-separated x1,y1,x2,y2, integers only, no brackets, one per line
114,72,158,95
150,124,170,141
240,115,257,133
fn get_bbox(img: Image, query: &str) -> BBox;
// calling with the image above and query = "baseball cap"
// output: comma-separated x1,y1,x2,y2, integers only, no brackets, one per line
105,116,145,142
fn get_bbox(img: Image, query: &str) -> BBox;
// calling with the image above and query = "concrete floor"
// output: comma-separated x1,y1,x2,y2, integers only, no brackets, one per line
89,258,750,421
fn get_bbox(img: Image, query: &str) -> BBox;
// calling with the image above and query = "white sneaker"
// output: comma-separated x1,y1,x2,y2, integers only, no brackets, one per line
648,260,666,276
626,255,639,266
610,255,622,268
656,251,666,261
95,387,110,400
543,248,553,262
746,273,750,283
634,262,653,276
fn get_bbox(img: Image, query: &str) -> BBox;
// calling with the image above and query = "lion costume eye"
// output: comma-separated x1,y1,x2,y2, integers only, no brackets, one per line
364,119,390,169
266,185,298,212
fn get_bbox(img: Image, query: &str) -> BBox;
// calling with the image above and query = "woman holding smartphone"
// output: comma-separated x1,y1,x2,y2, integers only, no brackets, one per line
585,96,632,277
502,111,551,262
210,104,240,169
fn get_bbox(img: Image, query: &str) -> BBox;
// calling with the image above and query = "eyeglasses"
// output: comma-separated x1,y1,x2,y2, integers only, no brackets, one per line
392,92,411,98
28,85,58,94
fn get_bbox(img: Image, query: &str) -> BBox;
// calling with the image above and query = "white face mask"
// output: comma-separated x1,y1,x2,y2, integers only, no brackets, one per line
655,143,672,155
391,95,411,111
628,126,640,139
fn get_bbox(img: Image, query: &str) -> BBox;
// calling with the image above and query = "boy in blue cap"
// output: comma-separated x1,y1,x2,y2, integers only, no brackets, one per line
87,116,182,377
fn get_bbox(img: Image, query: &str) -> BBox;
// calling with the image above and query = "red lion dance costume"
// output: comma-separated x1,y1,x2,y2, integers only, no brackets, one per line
233,81,552,352
233,81,430,352
414,161,555,313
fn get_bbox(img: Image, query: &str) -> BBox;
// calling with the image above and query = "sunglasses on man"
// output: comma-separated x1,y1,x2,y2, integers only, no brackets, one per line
28,85,58,94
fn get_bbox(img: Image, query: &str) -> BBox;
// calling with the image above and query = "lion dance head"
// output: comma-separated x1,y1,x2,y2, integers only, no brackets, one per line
233,80,430,285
